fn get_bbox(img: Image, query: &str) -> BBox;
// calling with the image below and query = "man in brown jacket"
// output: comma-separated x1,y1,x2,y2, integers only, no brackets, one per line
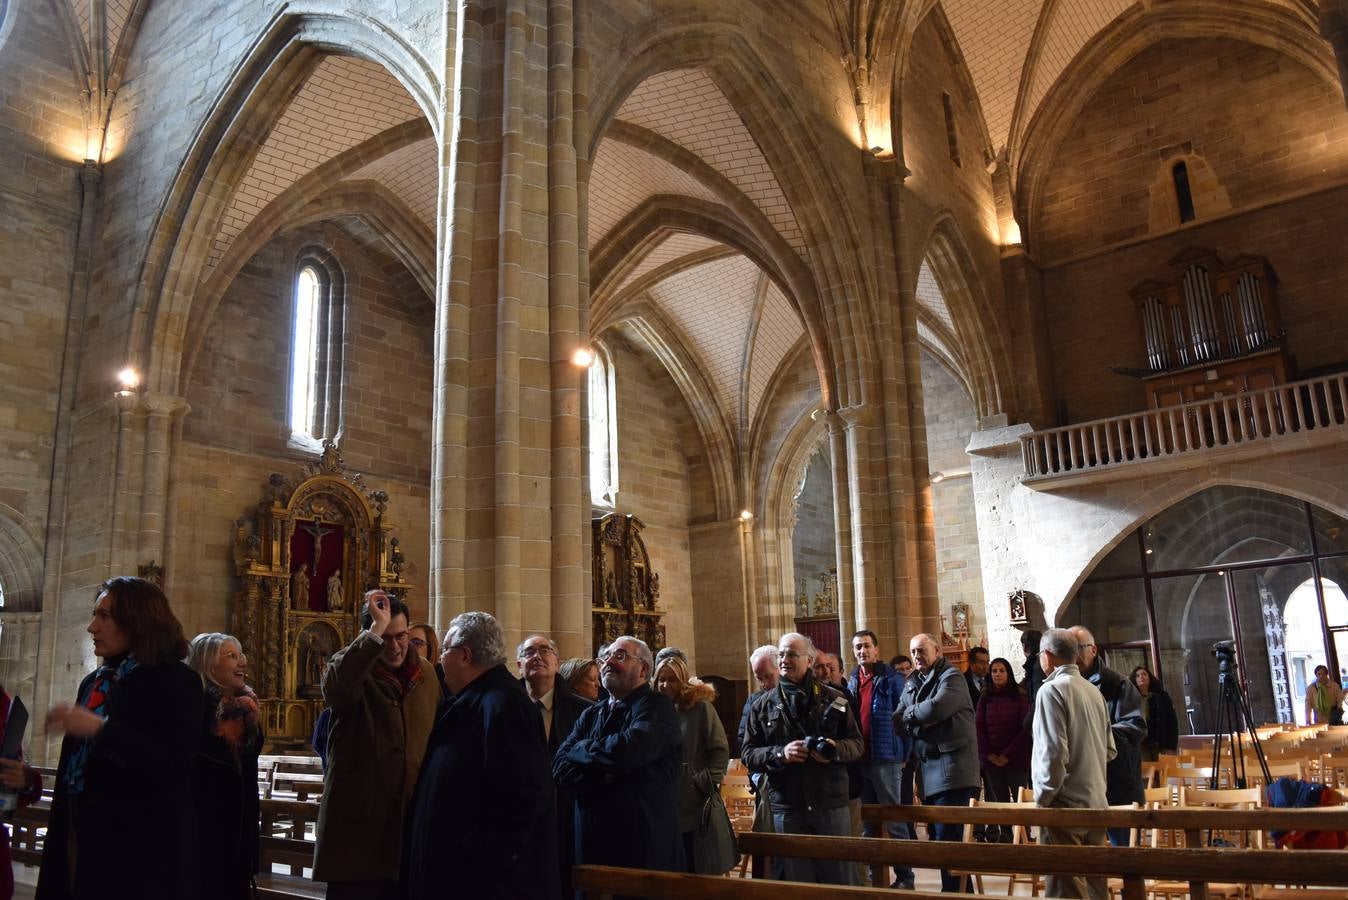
314,591,439,899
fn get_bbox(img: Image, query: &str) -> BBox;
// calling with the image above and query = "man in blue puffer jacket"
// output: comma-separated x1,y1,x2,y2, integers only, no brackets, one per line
847,629,916,890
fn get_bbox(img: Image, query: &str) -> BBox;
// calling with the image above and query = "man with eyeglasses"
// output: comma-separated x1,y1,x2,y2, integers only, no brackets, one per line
1068,625,1145,847
517,633,593,897
554,635,684,880
402,612,558,899
314,591,439,900
741,633,863,885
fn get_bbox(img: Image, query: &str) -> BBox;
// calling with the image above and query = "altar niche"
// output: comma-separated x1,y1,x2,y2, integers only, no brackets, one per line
591,513,666,657
234,442,410,745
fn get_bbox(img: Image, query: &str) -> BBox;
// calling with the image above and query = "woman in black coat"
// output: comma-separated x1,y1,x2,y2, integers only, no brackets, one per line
188,632,265,900
1131,666,1180,760
38,576,204,900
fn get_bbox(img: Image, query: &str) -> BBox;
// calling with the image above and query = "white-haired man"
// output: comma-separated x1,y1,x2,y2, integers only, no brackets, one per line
741,633,863,885
894,632,979,893
553,635,684,875
1033,627,1116,900
403,612,556,899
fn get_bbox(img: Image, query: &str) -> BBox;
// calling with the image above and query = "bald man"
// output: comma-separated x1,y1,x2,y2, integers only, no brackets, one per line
894,633,979,893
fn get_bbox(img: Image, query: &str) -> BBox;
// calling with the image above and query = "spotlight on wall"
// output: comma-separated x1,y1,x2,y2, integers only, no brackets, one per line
571,347,595,368
930,472,946,484
930,466,970,485
116,367,140,391
740,509,754,521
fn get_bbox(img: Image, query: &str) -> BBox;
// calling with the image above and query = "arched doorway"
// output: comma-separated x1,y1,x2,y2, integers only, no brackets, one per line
1059,486,1348,735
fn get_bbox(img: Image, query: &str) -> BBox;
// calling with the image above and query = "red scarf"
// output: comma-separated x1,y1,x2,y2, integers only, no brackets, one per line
372,650,423,696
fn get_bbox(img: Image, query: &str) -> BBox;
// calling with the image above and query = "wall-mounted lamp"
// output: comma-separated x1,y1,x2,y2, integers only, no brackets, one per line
739,509,754,522
571,347,594,368
930,466,971,485
115,367,140,397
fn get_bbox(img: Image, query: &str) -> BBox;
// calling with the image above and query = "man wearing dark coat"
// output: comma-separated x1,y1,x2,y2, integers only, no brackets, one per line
403,612,557,900
518,633,593,897
553,635,684,882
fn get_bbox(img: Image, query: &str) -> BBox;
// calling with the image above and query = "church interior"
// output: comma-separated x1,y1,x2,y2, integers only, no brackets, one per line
3,0,1348,771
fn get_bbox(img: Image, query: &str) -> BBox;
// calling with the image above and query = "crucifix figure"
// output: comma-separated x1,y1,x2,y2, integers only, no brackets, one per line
300,519,338,573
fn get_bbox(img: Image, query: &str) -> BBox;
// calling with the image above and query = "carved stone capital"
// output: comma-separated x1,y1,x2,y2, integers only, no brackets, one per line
835,403,878,429
142,391,190,419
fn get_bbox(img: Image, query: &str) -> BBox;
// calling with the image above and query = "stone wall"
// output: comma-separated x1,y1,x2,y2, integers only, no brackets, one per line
1035,38,1348,422
608,335,697,665
921,351,985,642
174,219,434,634
791,447,835,606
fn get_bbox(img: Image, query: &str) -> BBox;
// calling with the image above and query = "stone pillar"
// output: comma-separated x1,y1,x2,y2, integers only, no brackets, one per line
109,390,142,572
431,0,588,653
1323,0,1348,110
818,410,856,637
993,159,1055,427
138,392,189,573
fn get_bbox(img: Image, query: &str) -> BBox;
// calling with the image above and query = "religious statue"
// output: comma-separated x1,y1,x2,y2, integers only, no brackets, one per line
291,563,310,610
298,632,323,698
327,571,344,612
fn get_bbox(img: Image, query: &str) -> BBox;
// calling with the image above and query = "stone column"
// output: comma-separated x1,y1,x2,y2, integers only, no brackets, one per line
137,392,189,574
817,410,856,636
1323,0,1348,110
431,0,589,653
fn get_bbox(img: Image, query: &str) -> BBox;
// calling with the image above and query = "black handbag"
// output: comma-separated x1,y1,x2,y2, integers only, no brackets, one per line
694,788,739,875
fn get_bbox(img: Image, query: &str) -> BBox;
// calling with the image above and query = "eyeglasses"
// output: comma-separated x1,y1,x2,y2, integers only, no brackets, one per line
409,638,427,649
599,648,635,664
519,645,556,659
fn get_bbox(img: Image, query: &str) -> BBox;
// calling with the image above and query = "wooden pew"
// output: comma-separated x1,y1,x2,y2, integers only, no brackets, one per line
574,865,982,899
736,831,1348,900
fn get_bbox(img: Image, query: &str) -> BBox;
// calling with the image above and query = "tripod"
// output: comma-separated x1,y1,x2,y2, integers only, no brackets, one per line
1208,644,1271,790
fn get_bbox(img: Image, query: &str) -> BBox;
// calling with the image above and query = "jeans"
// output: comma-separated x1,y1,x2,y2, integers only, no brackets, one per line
859,760,915,883
925,786,979,892
772,806,857,886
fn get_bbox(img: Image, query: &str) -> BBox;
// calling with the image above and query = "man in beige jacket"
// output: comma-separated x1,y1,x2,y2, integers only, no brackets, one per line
1032,627,1116,900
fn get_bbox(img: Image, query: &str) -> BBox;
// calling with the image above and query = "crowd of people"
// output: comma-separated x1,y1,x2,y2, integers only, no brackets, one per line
19,576,1347,900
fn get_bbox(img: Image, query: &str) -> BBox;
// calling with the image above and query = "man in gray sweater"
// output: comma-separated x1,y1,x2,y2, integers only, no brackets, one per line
1032,627,1116,900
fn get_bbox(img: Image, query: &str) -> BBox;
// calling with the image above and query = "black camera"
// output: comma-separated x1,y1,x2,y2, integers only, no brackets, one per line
1211,640,1236,659
806,696,849,761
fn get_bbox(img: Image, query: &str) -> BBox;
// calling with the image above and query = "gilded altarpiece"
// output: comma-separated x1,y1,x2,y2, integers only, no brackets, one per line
591,514,666,656
234,444,409,745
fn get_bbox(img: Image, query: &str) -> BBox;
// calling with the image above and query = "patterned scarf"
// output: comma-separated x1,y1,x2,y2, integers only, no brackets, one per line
209,685,261,763
63,653,138,795
371,647,423,697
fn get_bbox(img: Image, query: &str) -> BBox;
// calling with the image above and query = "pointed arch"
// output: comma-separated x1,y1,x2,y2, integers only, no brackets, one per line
1015,0,1336,248
915,213,1009,419
128,12,439,397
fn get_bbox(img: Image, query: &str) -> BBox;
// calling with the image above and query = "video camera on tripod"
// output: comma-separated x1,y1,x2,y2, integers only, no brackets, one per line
1206,639,1270,789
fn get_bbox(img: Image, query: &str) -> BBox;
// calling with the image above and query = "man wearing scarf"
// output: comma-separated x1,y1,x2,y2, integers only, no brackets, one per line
314,591,439,900
741,632,863,885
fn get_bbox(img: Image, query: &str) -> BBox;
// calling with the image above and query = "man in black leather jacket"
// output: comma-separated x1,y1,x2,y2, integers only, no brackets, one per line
742,633,863,885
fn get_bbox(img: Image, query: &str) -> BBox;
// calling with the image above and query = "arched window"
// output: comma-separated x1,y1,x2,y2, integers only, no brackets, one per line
1173,161,1196,224
589,344,618,508
288,254,345,448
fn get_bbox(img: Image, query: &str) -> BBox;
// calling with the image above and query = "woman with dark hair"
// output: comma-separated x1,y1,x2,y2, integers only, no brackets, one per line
653,654,729,873
0,680,41,900
559,656,601,702
975,657,1030,843
37,576,204,900
187,632,264,900
1131,666,1180,759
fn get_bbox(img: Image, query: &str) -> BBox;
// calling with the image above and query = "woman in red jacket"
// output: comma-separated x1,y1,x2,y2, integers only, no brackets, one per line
0,685,41,900
974,657,1030,843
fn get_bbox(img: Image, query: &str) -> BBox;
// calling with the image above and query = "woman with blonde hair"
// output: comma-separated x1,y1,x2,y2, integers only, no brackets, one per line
559,656,601,702
653,653,730,873
187,632,264,900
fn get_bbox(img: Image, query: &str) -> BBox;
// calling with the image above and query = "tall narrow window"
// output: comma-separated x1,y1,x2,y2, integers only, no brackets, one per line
1173,161,1196,224
288,254,345,448
290,265,322,439
588,345,618,508
942,92,961,167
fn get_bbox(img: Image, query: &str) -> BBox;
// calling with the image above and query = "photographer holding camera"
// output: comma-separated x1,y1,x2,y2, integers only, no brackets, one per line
741,632,863,885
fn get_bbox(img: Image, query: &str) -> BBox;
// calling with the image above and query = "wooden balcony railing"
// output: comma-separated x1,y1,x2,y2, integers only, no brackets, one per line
1021,371,1348,482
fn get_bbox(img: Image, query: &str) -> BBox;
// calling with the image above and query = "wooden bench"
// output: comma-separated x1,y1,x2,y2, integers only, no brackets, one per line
574,865,982,898
737,831,1348,900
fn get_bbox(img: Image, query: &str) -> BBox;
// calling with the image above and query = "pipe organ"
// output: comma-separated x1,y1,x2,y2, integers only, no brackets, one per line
1126,249,1287,409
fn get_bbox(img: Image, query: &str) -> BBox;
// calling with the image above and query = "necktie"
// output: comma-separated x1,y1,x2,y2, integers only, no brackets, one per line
536,699,550,740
